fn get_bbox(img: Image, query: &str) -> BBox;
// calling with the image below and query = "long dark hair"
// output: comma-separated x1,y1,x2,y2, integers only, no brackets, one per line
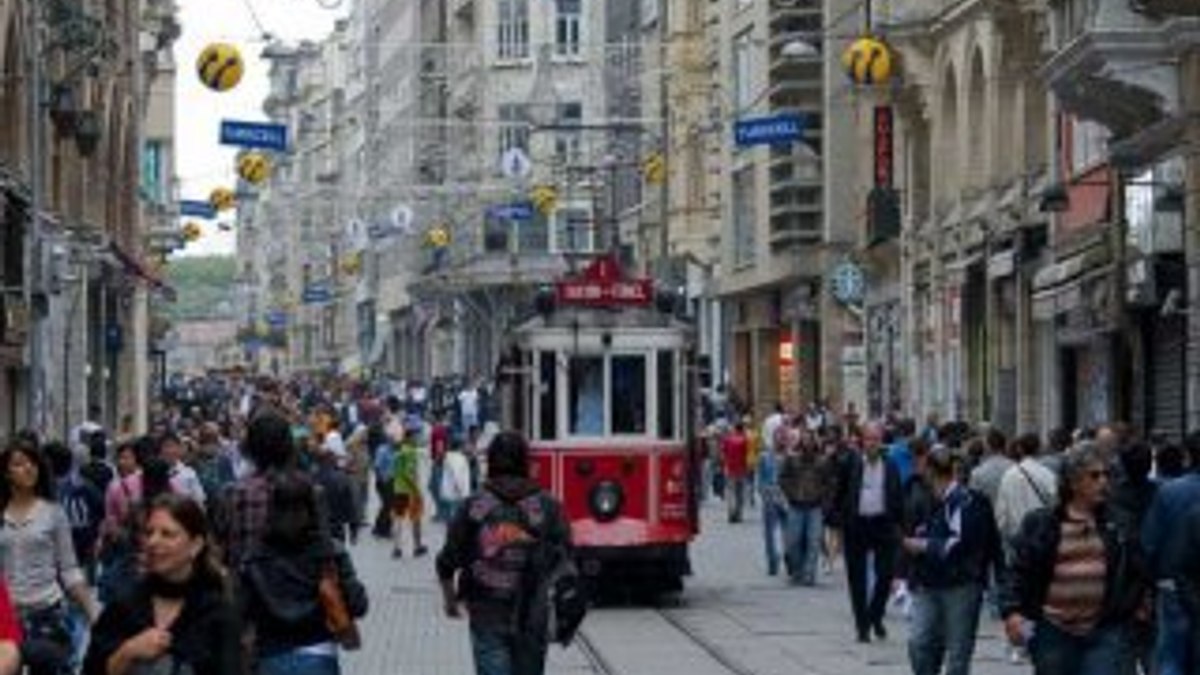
142,456,173,503
0,441,57,508
262,471,322,552
146,494,228,593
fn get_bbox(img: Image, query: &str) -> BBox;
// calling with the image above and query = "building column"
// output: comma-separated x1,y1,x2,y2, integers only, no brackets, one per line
1185,50,1200,431
132,285,149,434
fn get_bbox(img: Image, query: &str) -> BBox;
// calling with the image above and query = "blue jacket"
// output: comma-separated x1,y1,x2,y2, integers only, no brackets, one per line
909,484,1003,590
1141,471,1200,580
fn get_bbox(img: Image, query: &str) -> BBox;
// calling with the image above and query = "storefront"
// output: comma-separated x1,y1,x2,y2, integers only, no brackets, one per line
1032,240,1122,431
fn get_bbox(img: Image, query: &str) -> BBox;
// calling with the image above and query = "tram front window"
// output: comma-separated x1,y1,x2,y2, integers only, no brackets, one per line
570,356,605,435
611,355,646,434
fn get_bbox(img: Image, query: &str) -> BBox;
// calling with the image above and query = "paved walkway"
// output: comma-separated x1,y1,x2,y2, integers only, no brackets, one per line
342,495,1024,674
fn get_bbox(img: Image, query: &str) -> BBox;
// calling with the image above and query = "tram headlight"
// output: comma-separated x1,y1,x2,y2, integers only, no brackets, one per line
589,480,624,522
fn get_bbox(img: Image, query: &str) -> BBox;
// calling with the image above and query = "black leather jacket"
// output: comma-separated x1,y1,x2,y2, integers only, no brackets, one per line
999,506,1147,627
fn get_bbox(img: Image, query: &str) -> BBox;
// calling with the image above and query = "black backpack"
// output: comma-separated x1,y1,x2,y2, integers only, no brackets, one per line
469,491,587,645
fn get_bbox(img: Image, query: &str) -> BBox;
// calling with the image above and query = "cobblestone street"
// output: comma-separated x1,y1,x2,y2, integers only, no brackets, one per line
344,497,1021,675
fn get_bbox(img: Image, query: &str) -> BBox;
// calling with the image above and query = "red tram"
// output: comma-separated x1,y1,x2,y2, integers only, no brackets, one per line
499,255,702,592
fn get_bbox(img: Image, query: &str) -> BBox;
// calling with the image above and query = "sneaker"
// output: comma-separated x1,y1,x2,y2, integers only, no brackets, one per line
414,546,429,557
392,549,403,559
872,621,887,640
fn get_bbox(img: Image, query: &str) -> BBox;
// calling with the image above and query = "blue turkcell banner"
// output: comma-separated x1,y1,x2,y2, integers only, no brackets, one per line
179,200,216,219
219,120,289,152
734,113,807,147
488,201,535,221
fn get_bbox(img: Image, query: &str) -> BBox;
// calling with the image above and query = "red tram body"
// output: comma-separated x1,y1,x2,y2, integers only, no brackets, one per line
499,256,702,591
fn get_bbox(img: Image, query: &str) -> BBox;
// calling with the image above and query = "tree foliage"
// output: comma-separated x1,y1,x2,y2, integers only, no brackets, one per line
163,255,238,320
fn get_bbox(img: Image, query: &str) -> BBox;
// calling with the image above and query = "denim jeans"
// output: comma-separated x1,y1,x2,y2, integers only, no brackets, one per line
470,626,548,675
258,650,341,675
1030,621,1128,675
785,504,823,584
907,583,983,675
726,475,747,522
761,500,787,575
1155,589,1195,675
259,648,343,672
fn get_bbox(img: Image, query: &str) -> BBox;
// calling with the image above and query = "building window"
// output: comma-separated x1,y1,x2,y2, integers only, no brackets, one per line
642,0,659,25
498,103,530,159
732,166,756,266
140,141,165,204
611,355,647,435
555,102,582,165
556,0,582,56
1069,117,1110,175
498,0,530,60
569,356,605,435
553,204,593,253
732,31,754,112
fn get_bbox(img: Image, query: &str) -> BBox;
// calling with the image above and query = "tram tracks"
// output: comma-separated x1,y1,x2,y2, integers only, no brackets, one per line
576,607,758,675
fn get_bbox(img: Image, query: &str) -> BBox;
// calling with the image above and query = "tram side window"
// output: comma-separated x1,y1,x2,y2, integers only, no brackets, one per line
539,351,557,440
657,350,675,439
570,356,605,435
611,355,647,435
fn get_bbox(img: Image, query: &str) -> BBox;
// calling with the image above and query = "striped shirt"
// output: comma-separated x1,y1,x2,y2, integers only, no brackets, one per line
1043,518,1107,635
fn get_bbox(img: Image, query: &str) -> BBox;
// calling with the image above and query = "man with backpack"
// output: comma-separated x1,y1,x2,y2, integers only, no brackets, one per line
436,431,580,675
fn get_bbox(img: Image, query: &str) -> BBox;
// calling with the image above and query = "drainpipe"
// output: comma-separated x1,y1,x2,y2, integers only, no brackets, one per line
1184,51,1200,431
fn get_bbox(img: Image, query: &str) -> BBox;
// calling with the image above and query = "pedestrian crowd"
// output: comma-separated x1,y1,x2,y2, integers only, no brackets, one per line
707,402,1200,675
0,371,572,675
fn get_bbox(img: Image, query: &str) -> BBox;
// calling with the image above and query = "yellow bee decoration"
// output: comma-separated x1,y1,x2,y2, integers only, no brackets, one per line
340,253,362,276
426,224,451,248
530,185,558,215
842,35,894,86
237,152,271,185
209,187,236,212
196,42,245,92
182,222,203,242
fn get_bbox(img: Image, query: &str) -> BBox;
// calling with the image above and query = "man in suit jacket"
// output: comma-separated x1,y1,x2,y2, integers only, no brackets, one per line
837,420,905,643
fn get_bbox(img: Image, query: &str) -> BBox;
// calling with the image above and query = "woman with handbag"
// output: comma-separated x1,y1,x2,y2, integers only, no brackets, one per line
240,471,368,675
83,494,241,674
0,441,98,675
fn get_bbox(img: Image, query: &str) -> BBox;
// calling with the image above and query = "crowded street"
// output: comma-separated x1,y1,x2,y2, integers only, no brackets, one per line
2,0,1200,673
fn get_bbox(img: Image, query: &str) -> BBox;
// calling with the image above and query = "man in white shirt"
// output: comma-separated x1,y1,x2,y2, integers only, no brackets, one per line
994,434,1058,547
160,433,206,505
458,385,480,432
440,443,473,518
762,403,786,455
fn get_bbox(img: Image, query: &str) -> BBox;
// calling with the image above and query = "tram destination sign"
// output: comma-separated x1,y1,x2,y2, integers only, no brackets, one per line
555,254,654,307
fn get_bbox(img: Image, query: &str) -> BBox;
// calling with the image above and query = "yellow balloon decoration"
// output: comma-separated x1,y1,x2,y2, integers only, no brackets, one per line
238,152,271,185
530,184,558,215
340,252,362,276
209,187,236,212
842,35,894,86
426,224,451,248
196,42,245,92
182,222,203,243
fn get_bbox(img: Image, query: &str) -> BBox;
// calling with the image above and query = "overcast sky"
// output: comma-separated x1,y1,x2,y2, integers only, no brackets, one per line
173,0,346,257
